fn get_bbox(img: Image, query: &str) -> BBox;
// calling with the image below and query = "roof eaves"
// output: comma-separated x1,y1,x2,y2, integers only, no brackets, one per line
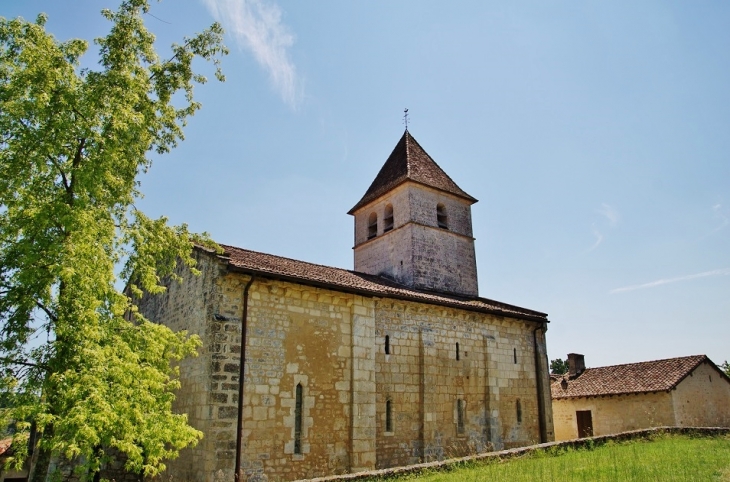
347,178,409,215
713,361,730,384
224,263,548,324
666,355,707,391
473,295,547,318
671,356,730,387
553,389,670,400
348,178,478,215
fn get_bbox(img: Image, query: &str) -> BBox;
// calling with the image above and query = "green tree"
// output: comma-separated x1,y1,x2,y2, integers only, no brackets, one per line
550,358,568,375
0,1,226,479
721,361,730,378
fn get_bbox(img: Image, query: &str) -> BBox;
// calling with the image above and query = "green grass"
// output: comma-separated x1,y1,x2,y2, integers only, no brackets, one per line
377,434,730,482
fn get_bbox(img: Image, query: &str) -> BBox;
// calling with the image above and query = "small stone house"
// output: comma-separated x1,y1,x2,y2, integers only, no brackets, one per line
551,353,730,441
139,131,555,481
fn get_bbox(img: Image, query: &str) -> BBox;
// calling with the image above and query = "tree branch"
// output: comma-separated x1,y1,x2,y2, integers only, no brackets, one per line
0,357,50,371
72,138,85,170
149,44,187,82
35,301,57,323
47,155,71,193
67,137,86,206
71,106,90,124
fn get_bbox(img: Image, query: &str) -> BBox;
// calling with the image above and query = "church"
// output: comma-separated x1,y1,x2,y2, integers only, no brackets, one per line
138,130,555,481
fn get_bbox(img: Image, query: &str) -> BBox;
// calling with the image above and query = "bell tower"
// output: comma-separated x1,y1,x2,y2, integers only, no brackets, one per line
348,131,479,297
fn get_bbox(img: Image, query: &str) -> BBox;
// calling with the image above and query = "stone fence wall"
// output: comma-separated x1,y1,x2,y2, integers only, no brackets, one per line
302,426,730,482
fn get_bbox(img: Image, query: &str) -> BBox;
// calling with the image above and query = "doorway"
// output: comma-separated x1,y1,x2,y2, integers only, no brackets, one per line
576,410,593,438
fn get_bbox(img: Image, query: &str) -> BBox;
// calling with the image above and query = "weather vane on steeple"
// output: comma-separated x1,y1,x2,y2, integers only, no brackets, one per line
403,108,409,131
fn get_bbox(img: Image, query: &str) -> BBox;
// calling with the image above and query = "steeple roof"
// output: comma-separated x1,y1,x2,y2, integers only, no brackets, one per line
348,131,477,214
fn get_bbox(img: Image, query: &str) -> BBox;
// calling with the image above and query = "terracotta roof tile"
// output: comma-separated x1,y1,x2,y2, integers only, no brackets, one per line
348,131,477,214
551,355,716,399
215,244,547,322
0,437,12,456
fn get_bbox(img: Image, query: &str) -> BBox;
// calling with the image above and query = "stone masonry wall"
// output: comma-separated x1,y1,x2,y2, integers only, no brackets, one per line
207,274,377,481
141,251,552,481
671,362,730,427
138,250,226,481
352,184,473,246
239,281,547,477
353,184,412,246
353,183,478,297
373,300,546,468
409,223,478,296
353,224,415,287
534,327,555,441
552,392,676,441
405,184,473,238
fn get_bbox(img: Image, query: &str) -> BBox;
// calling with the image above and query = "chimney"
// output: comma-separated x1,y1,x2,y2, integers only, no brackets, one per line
567,353,585,378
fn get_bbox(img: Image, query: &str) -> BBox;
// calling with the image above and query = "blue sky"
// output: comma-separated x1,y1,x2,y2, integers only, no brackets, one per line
5,1,730,368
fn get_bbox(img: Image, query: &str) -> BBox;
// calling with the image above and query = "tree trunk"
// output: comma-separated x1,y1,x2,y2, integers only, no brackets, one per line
29,445,51,482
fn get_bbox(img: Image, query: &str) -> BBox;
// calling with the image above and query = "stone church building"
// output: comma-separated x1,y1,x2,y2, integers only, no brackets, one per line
140,131,555,481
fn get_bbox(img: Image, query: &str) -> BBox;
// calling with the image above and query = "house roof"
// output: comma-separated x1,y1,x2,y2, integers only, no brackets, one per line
0,437,12,457
551,355,728,399
348,130,477,214
214,244,547,323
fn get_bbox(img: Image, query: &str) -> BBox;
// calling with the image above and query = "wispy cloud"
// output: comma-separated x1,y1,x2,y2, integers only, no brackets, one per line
203,0,301,107
586,225,603,252
584,203,619,253
597,203,620,227
711,203,729,233
610,268,730,294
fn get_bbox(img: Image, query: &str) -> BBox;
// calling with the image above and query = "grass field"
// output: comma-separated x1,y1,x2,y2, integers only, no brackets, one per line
377,434,730,482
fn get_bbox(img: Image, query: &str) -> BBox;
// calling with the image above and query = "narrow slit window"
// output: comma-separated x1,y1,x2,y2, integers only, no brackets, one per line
384,204,394,232
367,212,378,239
385,335,390,355
294,383,303,454
456,342,460,361
457,399,465,434
514,348,517,364
516,399,522,424
437,203,448,229
386,399,393,432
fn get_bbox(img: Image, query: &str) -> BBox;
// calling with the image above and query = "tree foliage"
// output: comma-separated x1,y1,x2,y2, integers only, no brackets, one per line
0,1,226,479
550,358,568,375
721,361,730,378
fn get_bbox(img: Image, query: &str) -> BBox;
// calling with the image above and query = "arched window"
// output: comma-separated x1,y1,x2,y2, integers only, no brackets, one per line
384,204,394,232
437,203,448,229
294,383,303,454
456,342,460,361
516,399,522,424
456,399,465,434
367,212,378,239
386,399,393,432
385,335,390,355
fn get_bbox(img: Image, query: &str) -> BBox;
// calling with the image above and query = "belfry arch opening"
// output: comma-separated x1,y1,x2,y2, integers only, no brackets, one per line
437,203,448,229
368,212,378,239
384,204,394,232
